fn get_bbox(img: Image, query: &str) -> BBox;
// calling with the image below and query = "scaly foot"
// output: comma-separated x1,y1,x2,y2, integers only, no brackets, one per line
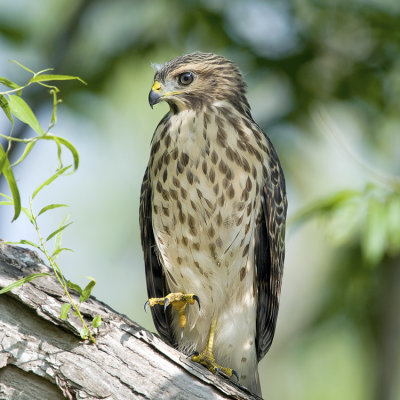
191,349,239,380
144,292,200,328
190,317,239,381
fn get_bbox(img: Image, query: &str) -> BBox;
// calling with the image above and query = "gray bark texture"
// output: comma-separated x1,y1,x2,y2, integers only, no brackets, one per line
0,241,261,400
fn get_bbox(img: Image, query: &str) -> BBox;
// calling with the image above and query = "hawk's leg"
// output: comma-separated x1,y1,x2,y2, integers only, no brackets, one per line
145,292,200,328
191,317,239,380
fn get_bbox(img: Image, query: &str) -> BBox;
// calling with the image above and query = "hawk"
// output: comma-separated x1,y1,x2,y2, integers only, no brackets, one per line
140,52,287,397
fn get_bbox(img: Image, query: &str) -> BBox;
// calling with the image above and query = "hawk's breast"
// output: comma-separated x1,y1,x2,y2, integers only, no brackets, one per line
149,107,267,318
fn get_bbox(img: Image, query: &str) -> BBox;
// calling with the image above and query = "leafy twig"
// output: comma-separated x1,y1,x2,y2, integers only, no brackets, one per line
0,61,100,342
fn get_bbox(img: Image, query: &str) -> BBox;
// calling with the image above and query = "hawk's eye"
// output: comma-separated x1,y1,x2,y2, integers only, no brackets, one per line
178,72,194,86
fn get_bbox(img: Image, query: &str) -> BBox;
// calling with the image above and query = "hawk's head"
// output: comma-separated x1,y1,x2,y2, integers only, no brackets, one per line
149,52,250,115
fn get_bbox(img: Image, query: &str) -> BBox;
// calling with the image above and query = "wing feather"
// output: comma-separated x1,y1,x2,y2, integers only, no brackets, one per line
254,141,287,361
139,167,176,345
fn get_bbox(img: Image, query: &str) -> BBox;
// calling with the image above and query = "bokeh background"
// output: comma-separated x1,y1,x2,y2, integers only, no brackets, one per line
1,1,399,399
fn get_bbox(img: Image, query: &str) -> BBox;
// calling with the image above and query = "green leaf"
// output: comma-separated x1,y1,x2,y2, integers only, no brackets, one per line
51,247,73,258
80,327,89,340
12,141,36,167
52,214,70,255
32,165,71,200
67,280,82,295
38,203,68,216
19,239,42,251
0,94,14,124
54,137,79,171
10,60,34,74
57,137,79,171
4,240,43,254
362,197,387,266
0,151,5,170
29,74,86,85
37,136,79,171
55,139,63,169
0,77,20,90
12,135,79,171
46,222,73,242
36,68,55,75
48,89,59,132
0,193,12,201
60,303,71,320
8,95,45,135
0,145,21,221
21,206,35,225
80,277,96,303
91,315,102,328
0,273,50,295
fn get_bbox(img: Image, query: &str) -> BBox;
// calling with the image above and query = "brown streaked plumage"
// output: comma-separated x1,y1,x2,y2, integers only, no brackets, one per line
140,52,287,397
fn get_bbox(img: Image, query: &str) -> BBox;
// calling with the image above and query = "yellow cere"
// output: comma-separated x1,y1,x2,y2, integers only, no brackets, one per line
152,81,161,92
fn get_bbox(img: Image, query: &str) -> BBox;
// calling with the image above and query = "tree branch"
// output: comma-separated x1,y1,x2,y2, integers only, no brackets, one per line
0,240,260,400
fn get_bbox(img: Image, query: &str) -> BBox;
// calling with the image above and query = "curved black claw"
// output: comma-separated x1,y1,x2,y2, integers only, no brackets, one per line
193,295,201,311
144,300,150,312
232,369,239,382
189,351,199,358
163,297,170,312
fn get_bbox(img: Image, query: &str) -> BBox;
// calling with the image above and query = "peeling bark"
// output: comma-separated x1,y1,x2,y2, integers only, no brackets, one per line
0,241,260,400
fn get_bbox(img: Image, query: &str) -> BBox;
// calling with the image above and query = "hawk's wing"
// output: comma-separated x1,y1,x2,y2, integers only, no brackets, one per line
254,140,287,361
139,167,176,345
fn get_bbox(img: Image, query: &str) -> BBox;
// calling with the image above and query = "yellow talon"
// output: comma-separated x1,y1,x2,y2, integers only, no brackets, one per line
191,317,238,380
144,292,200,328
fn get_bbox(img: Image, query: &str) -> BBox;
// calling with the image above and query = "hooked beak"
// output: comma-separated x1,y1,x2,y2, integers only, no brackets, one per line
149,80,162,109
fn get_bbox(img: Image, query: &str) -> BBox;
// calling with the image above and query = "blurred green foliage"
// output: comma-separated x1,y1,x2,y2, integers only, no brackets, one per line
0,0,399,399
291,183,400,265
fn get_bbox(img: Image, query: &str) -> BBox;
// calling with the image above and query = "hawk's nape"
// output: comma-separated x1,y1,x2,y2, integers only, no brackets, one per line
139,52,287,397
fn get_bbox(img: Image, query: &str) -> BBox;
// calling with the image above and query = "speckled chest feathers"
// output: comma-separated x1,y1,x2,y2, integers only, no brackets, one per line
150,104,270,280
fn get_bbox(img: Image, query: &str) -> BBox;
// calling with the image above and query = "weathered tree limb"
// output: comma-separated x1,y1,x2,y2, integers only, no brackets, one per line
0,241,261,400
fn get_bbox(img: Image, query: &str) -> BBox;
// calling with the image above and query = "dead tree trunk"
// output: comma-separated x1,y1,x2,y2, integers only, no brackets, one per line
0,241,261,400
